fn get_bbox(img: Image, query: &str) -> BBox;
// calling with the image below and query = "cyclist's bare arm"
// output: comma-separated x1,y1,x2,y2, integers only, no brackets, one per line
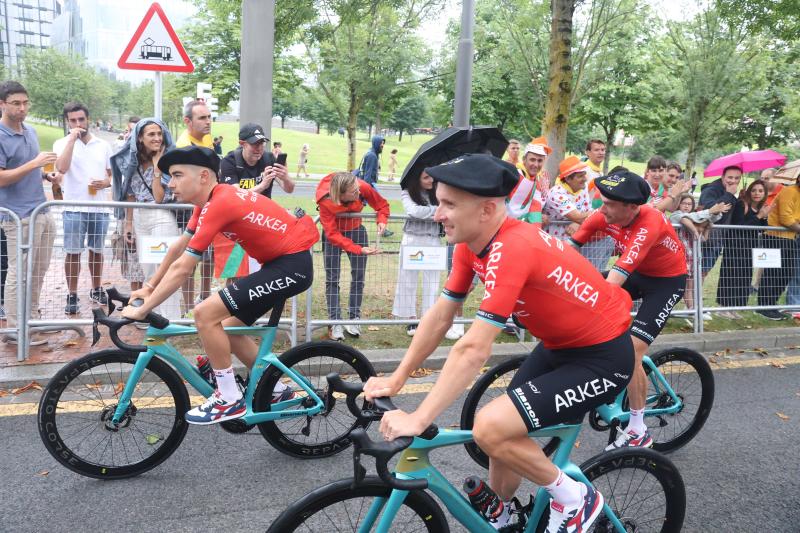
380,320,501,437
606,269,627,286
130,233,190,301
364,296,457,400
123,251,199,319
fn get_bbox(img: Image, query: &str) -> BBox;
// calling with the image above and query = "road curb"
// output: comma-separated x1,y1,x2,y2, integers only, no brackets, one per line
1,326,797,390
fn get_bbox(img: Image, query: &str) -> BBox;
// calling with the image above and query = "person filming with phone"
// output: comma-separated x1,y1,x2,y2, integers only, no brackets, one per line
219,123,294,197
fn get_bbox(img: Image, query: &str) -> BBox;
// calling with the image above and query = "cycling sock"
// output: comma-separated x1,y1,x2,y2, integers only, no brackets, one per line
627,408,646,434
544,469,584,507
214,367,242,402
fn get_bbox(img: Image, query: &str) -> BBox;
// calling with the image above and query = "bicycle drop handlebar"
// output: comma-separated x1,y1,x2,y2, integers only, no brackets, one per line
326,373,438,491
91,287,170,353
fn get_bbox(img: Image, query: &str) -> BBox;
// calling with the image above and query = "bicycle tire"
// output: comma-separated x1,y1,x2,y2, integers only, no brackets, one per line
535,447,685,533
267,477,449,532
644,347,715,453
254,341,376,458
37,349,190,479
460,354,559,469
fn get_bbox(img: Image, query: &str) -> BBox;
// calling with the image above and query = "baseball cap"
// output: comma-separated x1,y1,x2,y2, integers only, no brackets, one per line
239,123,268,144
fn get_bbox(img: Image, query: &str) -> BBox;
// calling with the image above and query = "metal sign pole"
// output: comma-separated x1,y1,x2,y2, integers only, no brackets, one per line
154,71,163,120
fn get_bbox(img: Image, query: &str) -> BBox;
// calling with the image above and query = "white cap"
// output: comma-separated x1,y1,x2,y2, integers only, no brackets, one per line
524,143,548,156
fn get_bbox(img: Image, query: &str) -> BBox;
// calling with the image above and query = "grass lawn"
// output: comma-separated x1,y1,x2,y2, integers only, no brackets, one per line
31,123,64,152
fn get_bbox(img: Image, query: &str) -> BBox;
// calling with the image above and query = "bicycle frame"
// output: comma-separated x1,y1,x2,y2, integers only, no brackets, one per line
110,324,324,426
593,355,683,426
361,424,628,533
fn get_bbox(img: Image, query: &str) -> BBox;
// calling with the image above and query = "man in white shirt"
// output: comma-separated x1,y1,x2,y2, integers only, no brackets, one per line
54,102,113,314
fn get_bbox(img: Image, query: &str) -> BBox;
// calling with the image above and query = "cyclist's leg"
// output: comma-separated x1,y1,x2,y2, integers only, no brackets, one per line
473,332,633,526
487,344,557,500
617,273,686,445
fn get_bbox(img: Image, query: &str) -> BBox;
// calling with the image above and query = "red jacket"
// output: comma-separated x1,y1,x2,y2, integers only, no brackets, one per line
316,173,390,254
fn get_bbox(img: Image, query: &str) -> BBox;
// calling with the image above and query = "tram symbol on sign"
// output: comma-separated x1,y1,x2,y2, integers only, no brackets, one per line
140,37,173,61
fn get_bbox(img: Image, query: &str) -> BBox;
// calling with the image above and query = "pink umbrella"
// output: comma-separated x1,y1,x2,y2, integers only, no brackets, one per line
703,149,787,177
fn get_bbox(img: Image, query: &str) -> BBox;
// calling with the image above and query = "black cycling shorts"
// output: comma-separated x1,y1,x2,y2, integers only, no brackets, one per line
507,332,634,432
622,272,686,345
218,251,312,326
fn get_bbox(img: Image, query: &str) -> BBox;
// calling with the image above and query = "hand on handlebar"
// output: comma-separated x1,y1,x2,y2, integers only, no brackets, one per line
363,374,403,401
129,286,152,303
380,409,429,442
121,298,149,321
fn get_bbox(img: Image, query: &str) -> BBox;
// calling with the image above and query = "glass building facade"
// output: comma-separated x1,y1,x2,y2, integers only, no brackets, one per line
1,0,58,71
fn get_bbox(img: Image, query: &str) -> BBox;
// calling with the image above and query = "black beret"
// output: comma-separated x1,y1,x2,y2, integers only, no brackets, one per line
593,171,650,205
158,145,220,176
424,154,519,197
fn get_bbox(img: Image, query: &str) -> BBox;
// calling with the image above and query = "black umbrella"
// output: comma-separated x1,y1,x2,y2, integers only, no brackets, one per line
400,126,509,189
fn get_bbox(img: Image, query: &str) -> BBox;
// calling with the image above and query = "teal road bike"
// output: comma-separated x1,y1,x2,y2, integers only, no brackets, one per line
37,288,376,479
269,375,686,532
461,348,715,467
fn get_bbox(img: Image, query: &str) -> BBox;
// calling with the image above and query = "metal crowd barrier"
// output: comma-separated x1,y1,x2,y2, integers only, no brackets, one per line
0,208,25,362
7,200,800,361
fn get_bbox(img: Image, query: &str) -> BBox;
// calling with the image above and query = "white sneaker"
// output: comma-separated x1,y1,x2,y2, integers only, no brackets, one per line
546,485,604,533
344,324,361,337
445,323,464,340
330,324,345,341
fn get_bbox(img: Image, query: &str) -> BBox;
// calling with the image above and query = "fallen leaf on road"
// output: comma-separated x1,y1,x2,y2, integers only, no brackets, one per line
573,441,581,449
367,326,380,331
0,389,7,397
84,382,103,390
769,361,787,369
35,470,49,477
410,368,433,378
709,356,718,364
62,340,79,347
40,346,53,352
713,351,726,357
755,348,769,357
776,412,790,421
12,381,42,394
114,381,125,395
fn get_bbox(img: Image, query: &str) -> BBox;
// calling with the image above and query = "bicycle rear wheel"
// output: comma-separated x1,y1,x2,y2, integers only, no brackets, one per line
535,448,685,533
268,477,449,532
254,341,375,458
461,355,559,468
643,347,715,452
37,349,190,479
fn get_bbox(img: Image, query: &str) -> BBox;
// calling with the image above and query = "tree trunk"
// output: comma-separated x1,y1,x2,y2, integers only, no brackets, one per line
541,0,576,182
375,101,384,135
685,135,699,181
604,127,615,175
347,86,360,170
399,130,404,142
281,116,286,128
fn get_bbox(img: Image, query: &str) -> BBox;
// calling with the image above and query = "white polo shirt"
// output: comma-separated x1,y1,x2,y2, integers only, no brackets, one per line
53,134,113,213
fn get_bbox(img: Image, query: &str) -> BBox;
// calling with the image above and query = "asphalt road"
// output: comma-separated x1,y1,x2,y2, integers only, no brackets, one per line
1,362,798,532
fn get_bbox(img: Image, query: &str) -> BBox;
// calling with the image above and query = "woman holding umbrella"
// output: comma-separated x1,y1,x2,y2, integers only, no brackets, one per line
392,170,441,336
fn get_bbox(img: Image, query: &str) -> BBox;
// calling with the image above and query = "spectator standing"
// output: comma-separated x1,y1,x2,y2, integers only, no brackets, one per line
543,156,592,242
392,170,440,336
212,136,222,155
0,81,57,346
583,139,616,271
756,174,800,320
716,180,770,317
316,172,388,340
216,124,294,280
54,102,113,314
503,139,521,166
698,165,742,277
506,138,551,226
297,144,310,178
690,171,698,194
111,118,181,319
643,156,668,204
272,141,282,158
175,100,214,312
360,136,384,187
387,149,398,182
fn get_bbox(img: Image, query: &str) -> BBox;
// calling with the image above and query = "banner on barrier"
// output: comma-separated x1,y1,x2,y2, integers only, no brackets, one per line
401,245,447,271
140,235,182,263
752,248,781,268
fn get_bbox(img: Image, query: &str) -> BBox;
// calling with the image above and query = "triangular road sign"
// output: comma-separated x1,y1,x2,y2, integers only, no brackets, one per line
118,2,194,73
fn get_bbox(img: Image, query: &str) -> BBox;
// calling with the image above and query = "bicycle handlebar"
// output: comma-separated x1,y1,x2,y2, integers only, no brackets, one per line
91,287,170,353
326,373,438,491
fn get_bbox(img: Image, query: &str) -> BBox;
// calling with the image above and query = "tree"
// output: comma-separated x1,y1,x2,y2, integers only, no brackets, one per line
272,55,305,128
658,8,765,176
717,0,800,41
389,94,429,141
303,0,442,169
296,87,340,134
17,48,113,125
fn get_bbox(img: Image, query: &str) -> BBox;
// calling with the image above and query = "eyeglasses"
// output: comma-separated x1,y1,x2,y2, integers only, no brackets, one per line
3,99,30,107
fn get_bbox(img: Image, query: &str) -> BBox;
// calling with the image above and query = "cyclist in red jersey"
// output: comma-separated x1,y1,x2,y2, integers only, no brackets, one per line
122,146,319,425
363,154,634,532
568,170,688,450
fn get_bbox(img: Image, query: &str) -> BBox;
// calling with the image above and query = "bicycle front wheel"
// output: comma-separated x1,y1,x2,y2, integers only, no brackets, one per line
268,477,449,532
645,347,715,452
37,349,190,479
254,341,375,458
461,354,559,468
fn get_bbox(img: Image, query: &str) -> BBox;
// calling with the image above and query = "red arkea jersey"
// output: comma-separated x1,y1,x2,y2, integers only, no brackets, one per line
185,184,319,264
443,218,632,349
569,205,687,278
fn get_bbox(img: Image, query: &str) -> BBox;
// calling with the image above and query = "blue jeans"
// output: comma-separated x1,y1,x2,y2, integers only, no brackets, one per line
63,211,110,253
